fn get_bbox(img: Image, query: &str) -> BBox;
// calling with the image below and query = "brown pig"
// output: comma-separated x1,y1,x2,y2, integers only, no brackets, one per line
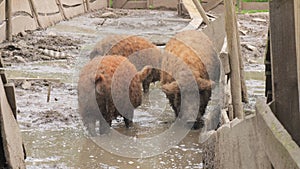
90,35,160,93
161,30,220,129
78,55,151,135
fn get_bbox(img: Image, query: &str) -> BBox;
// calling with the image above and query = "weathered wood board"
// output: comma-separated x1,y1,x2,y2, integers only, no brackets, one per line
31,0,63,28
123,1,147,9
0,0,6,42
88,0,108,11
240,2,269,11
202,100,300,169
151,0,177,9
202,12,225,53
0,78,25,169
60,0,85,19
270,0,300,145
295,0,300,112
202,0,223,12
256,100,300,169
181,0,203,31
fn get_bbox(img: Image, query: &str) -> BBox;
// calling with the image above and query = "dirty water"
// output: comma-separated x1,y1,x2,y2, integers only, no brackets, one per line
2,9,269,168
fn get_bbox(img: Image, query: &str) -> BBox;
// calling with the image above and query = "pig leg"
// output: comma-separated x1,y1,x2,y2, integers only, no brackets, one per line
98,99,111,135
84,115,96,136
142,75,153,93
124,110,133,128
99,116,111,134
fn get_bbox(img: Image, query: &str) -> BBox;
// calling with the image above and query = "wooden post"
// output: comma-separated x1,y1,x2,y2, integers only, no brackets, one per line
295,0,300,110
5,0,12,41
270,0,300,145
224,0,244,119
192,0,210,25
86,0,90,11
56,0,67,20
28,0,42,27
236,20,248,103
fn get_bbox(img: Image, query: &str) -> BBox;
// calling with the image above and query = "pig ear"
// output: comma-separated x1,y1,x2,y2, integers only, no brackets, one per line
137,66,152,82
95,74,104,93
196,77,215,91
161,81,179,95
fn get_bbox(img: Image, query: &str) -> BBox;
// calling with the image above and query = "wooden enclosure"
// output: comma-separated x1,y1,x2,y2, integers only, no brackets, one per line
269,0,300,146
0,56,25,168
239,1,269,11
0,0,108,43
112,0,178,9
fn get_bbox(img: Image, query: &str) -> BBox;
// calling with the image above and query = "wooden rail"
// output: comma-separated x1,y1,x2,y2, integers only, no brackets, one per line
0,54,25,169
0,0,108,43
202,100,300,169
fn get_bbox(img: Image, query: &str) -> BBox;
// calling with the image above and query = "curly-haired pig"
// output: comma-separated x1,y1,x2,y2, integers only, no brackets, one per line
78,55,151,136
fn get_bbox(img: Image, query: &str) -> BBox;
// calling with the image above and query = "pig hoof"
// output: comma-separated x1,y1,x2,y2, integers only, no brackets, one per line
124,118,133,128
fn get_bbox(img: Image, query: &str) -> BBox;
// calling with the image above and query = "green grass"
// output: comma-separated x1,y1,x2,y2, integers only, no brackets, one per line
109,0,113,7
240,9,269,14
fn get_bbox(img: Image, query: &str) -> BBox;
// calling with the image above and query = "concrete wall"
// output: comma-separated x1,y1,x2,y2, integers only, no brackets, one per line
202,99,300,169
0,0,107,42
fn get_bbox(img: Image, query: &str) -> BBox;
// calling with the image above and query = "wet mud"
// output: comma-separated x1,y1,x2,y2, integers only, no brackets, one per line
0,8,269,168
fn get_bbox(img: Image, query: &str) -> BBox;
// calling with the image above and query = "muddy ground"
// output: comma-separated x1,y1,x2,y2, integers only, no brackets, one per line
0,9,268,168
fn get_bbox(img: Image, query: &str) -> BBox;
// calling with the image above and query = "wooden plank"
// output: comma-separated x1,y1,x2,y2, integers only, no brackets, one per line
210,116,272,169
4,83,16,119
10,0,38,34
256,99,300,169
240,2,269,11
31,0,63,28
202,0,223,12
270,0,300,146
152,0,177,9
11,0,32,14
0,68,7,84
224,0,243,119
180,0,203,31
59,0,85,19
221,109,230,124
11,16,37,35
219,37,230,75
0,0,5,43
0,0,5,21
265,30,272,103
295,0,300,111
0,78,25,169
88,0,107,11
0,55,3,68
112,0,127,8
192,0,210,25
123,1,147,9
202,13,226,53
28,0,42,27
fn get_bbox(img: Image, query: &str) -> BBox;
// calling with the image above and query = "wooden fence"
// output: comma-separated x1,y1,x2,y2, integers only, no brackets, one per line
239,1,269,11
0,56,25,168
0,0,108,43
202,100,300,169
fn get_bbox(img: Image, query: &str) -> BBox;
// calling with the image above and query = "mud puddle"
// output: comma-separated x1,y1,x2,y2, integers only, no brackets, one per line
238,12,269,111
